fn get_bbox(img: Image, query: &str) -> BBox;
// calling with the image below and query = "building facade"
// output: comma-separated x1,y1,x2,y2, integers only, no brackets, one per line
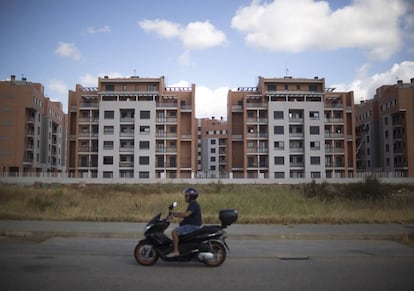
197,117,228,178
0,75,66,176
227,76,356,179
355,79,414,177
324,90,356,178
67,76,197,179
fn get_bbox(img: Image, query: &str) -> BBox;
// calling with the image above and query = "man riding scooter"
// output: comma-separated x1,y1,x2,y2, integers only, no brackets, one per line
167,187,202,258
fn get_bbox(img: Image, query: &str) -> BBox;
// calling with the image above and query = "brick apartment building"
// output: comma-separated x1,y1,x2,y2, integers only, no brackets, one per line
0,75,66,176
2,74,413,180
197,117,228,178
355,79,414,177
67,76,197,179
227,76,356,179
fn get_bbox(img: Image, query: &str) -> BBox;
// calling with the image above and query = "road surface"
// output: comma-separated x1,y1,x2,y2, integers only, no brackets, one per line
0,236,413,291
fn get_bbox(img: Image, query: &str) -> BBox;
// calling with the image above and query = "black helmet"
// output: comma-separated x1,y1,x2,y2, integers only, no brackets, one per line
183,187,199,200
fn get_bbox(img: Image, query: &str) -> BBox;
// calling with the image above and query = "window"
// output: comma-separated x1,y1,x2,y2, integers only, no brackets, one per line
248,157,255,167
140,110,150,119
105,84,114,92
311,172,321,178
274,141,284,149
210,139,216,145
169,156,176,167
309,84,318,91
274,126,284,134
139,156,150,165
310,141,320,150
310,126,320,135
104,111,114,119
310,156,320,165
103,171,113,178
274,156,284,165
103,126,114,134
140,126,150,134
267,84,276,91
274,172,285,178
140,141,150,149
103,141,113,150
148,84,157,91
309,111,320,119
139,171,150,178
274,111,284,119
103,156,113,165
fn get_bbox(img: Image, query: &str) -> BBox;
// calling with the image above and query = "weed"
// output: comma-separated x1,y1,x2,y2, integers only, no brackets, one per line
0,182,413,223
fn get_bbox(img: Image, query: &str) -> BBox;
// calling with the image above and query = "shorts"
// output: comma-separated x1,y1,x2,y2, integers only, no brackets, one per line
176,224,201,236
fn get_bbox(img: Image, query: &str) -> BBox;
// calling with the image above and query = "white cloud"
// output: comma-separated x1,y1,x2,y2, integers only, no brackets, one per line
80,72,125,87
170,80,228,118
46,79,68,111
139,19,226,50
139,19,180,39
83,25,111,34
139,18,226,65
196,86,229,119
47,79,68,95
180,21,227,50
231,0,408,60
178,50,193,66
79,74,98,87
54,42,81,60
331,61,414,102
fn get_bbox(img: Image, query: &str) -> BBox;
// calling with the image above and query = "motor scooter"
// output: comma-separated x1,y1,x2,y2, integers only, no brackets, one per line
134,202,238,267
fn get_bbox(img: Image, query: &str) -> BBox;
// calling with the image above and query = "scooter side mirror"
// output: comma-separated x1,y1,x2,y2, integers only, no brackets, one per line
169,201,178,210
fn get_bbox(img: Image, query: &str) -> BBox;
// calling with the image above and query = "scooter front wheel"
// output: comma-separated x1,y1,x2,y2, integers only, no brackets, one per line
134,242,159,266
203,241,227,267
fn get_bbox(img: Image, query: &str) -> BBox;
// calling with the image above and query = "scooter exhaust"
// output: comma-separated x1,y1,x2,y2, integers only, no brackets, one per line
198,252,214,261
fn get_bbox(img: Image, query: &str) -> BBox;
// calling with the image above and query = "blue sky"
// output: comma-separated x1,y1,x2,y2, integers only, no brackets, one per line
1,0,413,119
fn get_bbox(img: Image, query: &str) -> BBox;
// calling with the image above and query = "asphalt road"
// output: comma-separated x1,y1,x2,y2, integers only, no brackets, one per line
1,237,413,291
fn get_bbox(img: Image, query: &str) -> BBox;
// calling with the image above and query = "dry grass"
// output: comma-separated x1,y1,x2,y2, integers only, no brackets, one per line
0,183,414,224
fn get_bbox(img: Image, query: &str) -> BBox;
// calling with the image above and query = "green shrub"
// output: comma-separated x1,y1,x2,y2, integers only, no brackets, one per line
302,180,333,202
344,176,388,201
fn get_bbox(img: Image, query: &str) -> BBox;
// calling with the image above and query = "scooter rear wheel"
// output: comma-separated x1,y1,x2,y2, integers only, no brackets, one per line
203,241,227,267
134,242,159,266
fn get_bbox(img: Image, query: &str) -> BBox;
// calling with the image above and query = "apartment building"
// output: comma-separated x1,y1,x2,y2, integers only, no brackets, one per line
355,79,414,177
227,76,356,179
324,90,356,178
197,117,228,178
67,76,197,179
355,99,381,173
0,75,66,176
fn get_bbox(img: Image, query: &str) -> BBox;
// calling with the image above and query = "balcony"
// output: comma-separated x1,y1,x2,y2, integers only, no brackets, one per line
156,117,177,124
247,132,268,139
119,161,134,167
247,118,268,124
156,147,177,153
246,103,267,109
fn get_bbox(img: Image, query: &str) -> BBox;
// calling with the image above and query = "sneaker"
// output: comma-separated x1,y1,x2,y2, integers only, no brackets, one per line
166,252,179,258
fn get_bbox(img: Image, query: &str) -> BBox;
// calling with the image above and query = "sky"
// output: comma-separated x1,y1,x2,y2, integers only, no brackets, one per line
1,0,413,119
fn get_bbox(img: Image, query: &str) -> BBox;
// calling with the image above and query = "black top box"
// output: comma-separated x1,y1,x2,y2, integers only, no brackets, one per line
219,209,238,227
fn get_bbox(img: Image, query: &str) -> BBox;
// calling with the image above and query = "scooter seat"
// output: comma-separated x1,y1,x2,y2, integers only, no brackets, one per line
179,225,222,242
